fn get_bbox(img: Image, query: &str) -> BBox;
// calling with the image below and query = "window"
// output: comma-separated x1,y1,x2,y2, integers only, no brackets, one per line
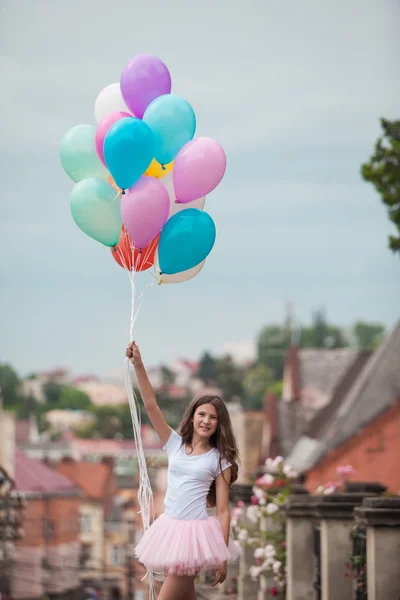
109,545,123,566
80,514,91,533
79,544,92,568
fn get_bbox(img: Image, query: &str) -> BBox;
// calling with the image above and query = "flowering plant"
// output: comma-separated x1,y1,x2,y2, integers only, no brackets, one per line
315,464,356,495
232,456,297,597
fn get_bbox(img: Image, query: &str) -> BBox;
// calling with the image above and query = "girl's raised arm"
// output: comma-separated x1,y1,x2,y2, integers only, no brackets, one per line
126,341,172,445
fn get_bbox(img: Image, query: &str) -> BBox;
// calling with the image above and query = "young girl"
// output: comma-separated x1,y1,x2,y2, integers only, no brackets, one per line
125,341,240,600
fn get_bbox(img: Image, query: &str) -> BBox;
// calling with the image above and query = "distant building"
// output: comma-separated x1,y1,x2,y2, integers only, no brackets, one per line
75,381,127,407
278,345,360,457
0,396,16,478
45,409,96,433
285,322,400,492
55,459,122,597
13,450,83,600
22,369,71,403
227,400,265,484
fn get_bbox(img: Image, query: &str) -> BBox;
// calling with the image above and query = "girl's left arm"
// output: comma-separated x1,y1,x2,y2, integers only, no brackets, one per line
215,467,232,545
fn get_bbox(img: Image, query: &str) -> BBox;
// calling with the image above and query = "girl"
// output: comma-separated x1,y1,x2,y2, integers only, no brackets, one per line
125,341,240,600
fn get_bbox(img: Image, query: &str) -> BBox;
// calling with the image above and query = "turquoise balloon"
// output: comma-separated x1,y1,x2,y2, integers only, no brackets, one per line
60,124,109,183
158,209,216,275
103,117,154,190
143,94,196,165
70,178,122,247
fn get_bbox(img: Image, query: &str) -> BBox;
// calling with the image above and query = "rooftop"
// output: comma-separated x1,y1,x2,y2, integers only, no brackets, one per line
15,450,80,495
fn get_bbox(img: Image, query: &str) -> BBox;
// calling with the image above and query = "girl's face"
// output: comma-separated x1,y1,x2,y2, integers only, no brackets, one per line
193,403,218,440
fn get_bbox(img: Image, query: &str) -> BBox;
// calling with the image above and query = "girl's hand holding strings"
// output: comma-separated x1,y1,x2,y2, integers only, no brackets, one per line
125,341,142,366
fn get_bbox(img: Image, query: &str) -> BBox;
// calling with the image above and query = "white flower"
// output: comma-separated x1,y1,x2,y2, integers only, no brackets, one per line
238,529,249,542
253,486,266,500
265,544,276,558
284,464,298,479
262,473,274,485
273,560,282,574
265,458,277,473
265,503,279,515
316,485,325,495
259,496,266,505
254,547,265,560
324,486,336,495
231,518,238,528
231,507,244,520
263,556,275,569
273,456,284,469
249,565,261,580
246,505,259,524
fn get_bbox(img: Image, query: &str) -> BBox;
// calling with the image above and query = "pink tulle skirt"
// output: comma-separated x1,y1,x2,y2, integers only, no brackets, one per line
135,514,240,576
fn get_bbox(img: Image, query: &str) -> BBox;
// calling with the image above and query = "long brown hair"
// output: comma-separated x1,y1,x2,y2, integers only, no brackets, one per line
179,395,239,507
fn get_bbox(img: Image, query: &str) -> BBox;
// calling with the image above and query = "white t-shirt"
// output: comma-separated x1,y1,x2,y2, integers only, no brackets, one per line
163,429,232,521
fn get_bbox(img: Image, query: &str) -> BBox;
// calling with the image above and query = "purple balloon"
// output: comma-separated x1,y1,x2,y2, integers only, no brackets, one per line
121,177,169,250
120,55,172,119
173,138,227,204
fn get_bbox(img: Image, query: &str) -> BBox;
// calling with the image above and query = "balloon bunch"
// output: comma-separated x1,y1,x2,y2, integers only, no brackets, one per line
60,54,226,285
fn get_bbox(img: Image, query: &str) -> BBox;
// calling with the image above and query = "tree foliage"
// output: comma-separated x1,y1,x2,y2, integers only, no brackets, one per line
352,321,385,350
361,118,400,253
299,310,347,348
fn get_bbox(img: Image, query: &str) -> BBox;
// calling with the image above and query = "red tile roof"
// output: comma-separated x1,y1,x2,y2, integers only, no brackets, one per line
56,461,111,500
15,450,79,494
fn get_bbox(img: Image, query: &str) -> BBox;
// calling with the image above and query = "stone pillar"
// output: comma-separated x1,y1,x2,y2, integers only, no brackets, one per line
285,492,316,600
355,497,400,600
314,493,374,600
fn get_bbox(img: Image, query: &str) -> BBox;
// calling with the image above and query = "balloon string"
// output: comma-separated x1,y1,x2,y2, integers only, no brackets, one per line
121,243,157,599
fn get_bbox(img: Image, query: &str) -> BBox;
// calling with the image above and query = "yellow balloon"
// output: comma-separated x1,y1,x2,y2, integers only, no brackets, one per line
145,159,174,179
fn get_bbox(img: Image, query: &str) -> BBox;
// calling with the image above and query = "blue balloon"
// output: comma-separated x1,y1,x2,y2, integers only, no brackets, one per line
159,209,216,275
143,94,196,165
104,117,154,190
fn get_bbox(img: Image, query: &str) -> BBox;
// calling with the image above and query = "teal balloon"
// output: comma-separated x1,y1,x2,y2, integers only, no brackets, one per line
70,178,122,247
60,124,109,183
143,94,196,165
103,117,154,190
159,209,216,275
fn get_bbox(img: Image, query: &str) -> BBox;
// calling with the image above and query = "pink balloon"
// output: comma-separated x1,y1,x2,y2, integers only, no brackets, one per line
173,137,227,204
95,111,132,166
121,177,170,250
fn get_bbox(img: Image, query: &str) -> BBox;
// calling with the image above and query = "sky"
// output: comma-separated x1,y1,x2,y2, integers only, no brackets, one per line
0,0,399,378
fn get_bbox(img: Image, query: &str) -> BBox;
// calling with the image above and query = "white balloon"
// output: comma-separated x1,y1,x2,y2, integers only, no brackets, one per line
162,172,206,219
94,83,131,122
154,251,206,285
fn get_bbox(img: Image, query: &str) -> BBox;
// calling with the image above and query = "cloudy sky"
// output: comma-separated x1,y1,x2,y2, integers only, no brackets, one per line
1,0,399,377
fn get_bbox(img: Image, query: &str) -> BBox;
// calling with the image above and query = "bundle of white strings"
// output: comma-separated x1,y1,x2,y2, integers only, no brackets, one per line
118,238,158,599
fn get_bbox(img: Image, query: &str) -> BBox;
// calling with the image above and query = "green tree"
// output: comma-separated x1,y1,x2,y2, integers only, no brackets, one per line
42,381,63,406
0,364,21,407
197,352,218,384
215,355,244,402
361,118,400,253
268,380,283,398
353,321,385,350
299,310,347,348
257,325,291,380
58,386,93,410
243,363,273,409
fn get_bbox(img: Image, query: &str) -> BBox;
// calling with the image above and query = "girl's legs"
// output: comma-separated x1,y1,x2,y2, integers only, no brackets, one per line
158,574,196,600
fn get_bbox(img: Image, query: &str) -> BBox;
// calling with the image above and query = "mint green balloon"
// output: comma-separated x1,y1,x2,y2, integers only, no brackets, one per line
61,124,109,182
70,178,122,247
